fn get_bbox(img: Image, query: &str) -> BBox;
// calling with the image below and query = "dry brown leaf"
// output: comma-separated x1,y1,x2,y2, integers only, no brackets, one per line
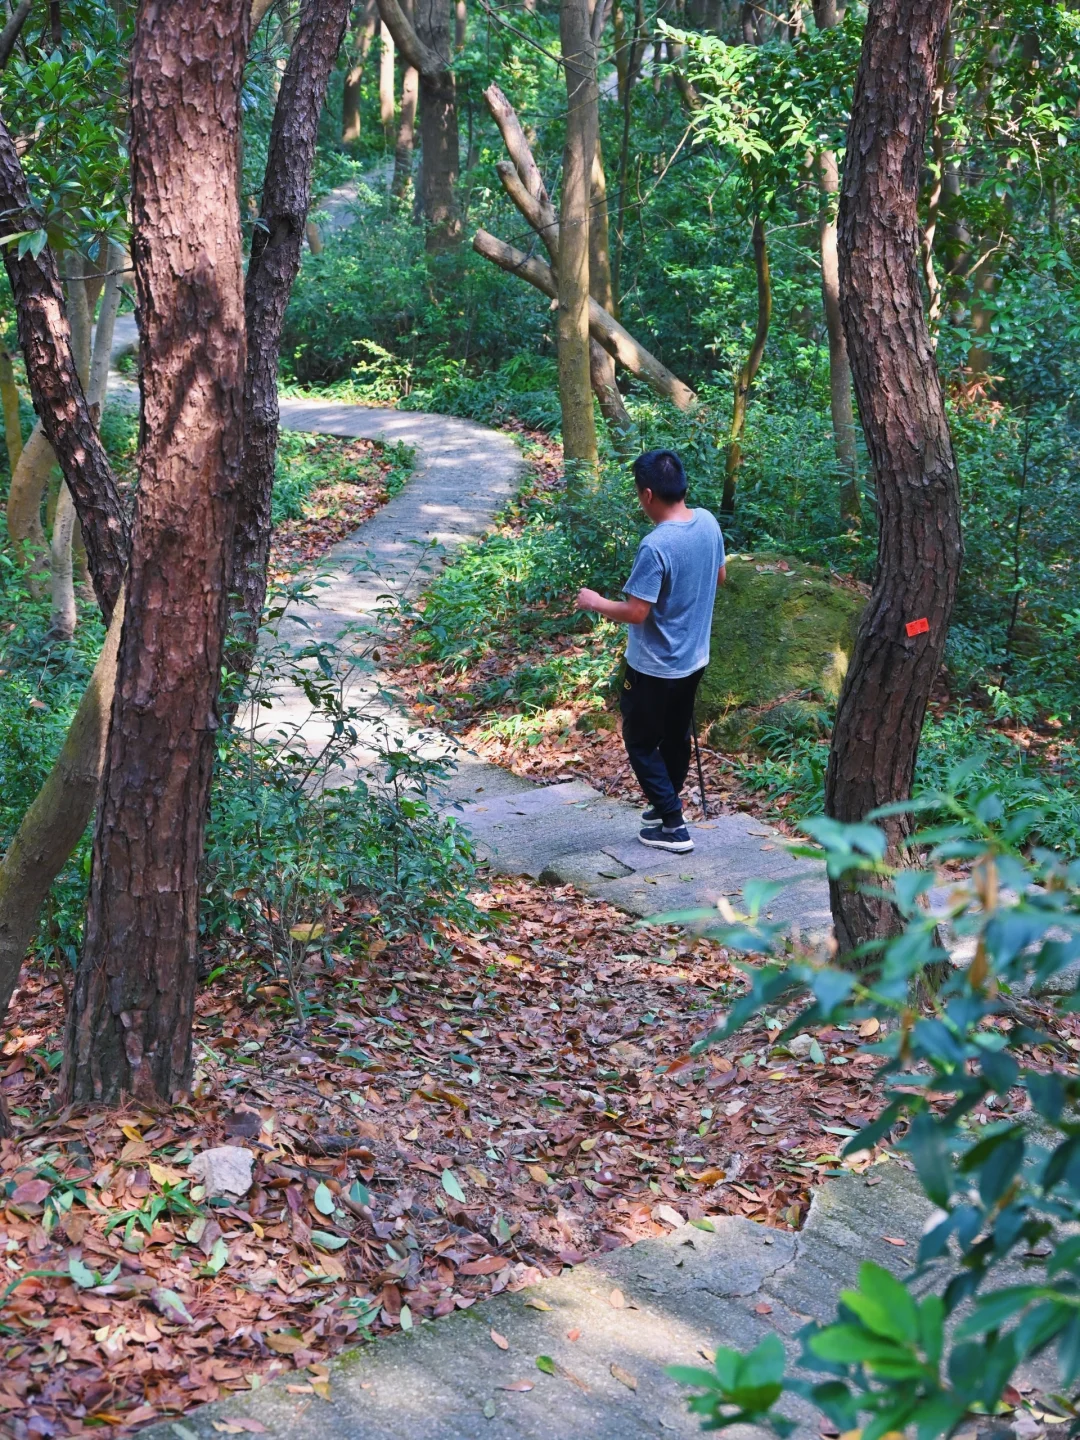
490,1329,509,1350
610,1363,637,1391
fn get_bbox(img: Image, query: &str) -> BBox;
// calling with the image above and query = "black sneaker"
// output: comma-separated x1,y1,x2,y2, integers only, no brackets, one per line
638,823,694,853
641,805,662,822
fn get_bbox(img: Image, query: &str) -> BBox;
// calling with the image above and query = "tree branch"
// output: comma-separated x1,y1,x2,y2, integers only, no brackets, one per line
375,0,439,75
472,228,696,410
0,0,31,70
0,114,129,622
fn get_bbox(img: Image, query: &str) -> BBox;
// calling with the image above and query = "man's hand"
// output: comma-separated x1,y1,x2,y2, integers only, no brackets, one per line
576,587,603,612
575,588,651,625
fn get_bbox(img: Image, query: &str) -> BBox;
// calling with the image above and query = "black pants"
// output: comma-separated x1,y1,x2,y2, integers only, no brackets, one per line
619,664,705,825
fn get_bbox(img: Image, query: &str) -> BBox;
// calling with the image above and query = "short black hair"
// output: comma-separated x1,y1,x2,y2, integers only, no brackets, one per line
632,449,687,501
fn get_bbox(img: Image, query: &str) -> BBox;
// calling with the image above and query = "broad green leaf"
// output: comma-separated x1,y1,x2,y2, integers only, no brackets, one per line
311,1229,348,1251
840,1262,920,1346
313,1182,335,1216
205,1236,229,1274
68,1256,97,1289
536,1355,556,1375
441,1168,467,1204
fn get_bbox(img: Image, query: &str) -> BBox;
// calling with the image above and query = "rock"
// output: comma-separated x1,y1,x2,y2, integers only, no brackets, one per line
788,1033,813,1056
697,553,865,748
189,1146,254,1200
653,1204,685,1229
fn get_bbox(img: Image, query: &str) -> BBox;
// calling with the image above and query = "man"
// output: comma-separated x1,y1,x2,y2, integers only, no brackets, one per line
576,449,725,854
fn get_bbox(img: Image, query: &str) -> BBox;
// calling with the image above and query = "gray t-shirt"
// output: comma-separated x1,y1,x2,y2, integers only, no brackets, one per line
623,509,725,679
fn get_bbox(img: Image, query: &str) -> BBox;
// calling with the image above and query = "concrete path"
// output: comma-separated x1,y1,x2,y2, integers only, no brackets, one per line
108,316,832,930
141,1161,932,1440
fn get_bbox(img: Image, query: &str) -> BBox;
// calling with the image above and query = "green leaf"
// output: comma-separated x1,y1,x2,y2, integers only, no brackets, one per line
311,1229,348,1252
314,1182,335,1216
205,1236,229,1274
441,1168,467,1204
348,1179,372,1207
68,1256,97,1289
399,1304,413,1331
808,1038,825,1064
154,1287,195,1324
536,1354,556,1375
840,1261,921,1346
690,1217,716,1232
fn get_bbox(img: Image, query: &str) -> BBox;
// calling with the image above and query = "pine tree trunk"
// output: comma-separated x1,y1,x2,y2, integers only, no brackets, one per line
558,0,599,474
50,249,92,642
379,19,395,133
824,0,962,957
588,135,633,455
63,0,250,1107
230,0,352,686
341,0,376,143
0,347,23,477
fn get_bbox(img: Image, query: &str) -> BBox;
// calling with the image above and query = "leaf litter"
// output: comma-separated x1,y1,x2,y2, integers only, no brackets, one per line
1,872,1063,1433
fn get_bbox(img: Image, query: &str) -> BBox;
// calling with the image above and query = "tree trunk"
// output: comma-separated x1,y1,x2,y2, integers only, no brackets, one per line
722,214,770,515
824,0,961,958
62,0,249,1107
6,421,54,560
50,250,92,642
393,62,419,195
416,0,459,247
454,0,464,49
0,115,128,621
379,19,395,132
0,346,22,477
230,0,351,687
87,240,125,417
558,0,599,474
341,0,376,143
588,135,633,455
0,592,125,1069
818,149,859,524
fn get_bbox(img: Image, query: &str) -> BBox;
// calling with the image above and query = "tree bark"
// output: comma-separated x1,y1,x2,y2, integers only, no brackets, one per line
0,115,128,622
558,0,599,473
721,214,770,515
818,149,859,525
341,0,377,143
0,0,31,71
378,18,395,132
393,61,419,194
63,0,250,1107
454,0,464,49
473,228,697,410
0,346,22,477
824,0,962,958
230,0,351,685
50,250,93,643
588,136,634,454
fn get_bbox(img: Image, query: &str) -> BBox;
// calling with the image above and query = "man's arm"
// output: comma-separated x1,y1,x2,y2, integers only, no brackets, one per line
576,588,652,625
717,564,727,586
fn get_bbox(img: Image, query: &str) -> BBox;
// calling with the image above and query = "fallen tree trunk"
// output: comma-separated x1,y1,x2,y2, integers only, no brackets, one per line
472,228,696,411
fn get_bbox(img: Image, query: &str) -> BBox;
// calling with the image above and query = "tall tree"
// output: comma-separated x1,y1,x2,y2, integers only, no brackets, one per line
557,0,600,473
231,0,352,679
377,0,460,246
813,0,859,525
341,0,377,143
824,0,962,956
63,0,250,1106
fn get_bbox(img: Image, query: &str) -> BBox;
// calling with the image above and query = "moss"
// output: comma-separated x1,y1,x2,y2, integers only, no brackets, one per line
700,552,864,746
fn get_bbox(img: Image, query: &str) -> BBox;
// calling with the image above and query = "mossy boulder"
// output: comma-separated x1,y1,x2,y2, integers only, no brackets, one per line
700,553,865,747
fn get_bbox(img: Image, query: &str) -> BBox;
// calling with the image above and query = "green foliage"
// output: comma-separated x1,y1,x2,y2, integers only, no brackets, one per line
669,1334,794,1435
271,430,414,526
672,774,1080,1437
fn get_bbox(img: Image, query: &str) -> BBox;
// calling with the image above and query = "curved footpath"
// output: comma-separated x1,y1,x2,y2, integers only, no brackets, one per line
109,312,832,930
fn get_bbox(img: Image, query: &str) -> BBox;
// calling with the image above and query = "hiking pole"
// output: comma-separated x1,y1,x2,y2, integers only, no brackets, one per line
692,708,708,821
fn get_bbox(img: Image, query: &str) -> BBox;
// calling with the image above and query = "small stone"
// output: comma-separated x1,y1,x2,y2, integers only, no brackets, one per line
189,1146,254,1199
788,1034,813,1056
653,1203,685,1228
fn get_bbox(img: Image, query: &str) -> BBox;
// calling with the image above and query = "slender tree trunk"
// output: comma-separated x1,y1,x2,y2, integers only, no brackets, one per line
0,591,125,1064
588,135,633,454
613,0,644,314
722,214,770,515
558,0,599,473
393,61,419,194
818,150,859,524
379,19,395,133
0,346,22,477
824,0,961,957
230,0,351,686
63,0,250,1107
0,115,128,621
454,0,464,48
6,422,54,560
341,0,377,143
50,250,92,642
87,240,124,417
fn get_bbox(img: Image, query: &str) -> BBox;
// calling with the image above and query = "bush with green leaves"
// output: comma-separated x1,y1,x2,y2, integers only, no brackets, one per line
671,766,1080,1437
